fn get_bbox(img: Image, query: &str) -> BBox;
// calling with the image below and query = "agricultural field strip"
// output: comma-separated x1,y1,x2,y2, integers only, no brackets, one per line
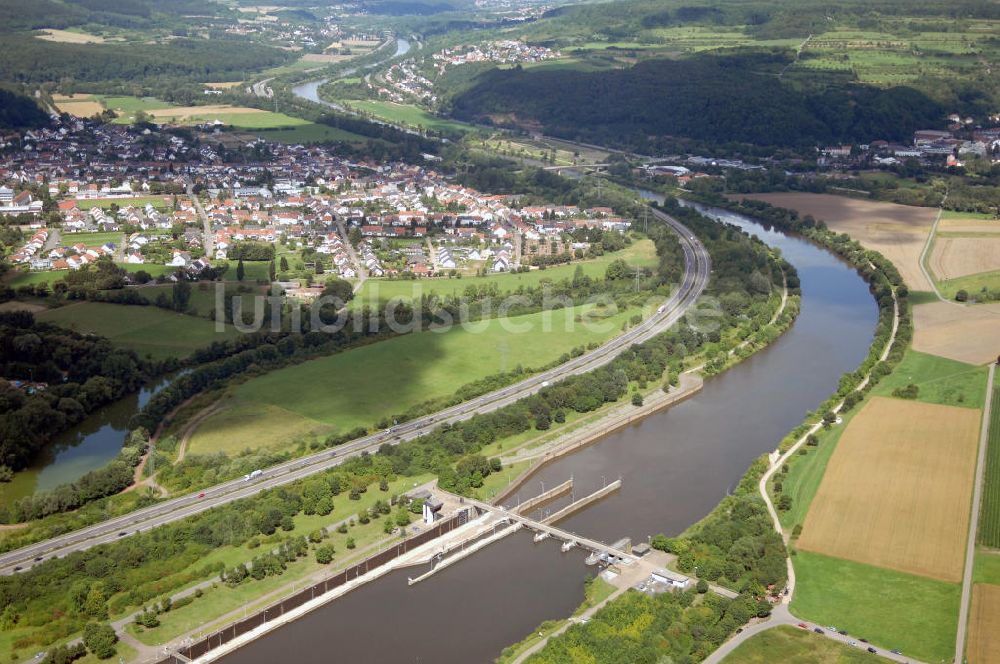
968,584,1000,664
0,206,708,574
956,365,996,663
796,397,980,583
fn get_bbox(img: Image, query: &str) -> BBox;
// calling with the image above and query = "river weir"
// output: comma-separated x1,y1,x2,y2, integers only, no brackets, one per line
214,203,878,664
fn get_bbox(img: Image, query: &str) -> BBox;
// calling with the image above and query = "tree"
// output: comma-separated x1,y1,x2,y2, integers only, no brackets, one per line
315,545,335,564
236,258,245,282
631,392,643,406
696,578,709,594
82,622,117,660
84,584,108,619
171,280,192,312
268,260,276,281
322,277,354,303
279,255,289,272
0,465,11,482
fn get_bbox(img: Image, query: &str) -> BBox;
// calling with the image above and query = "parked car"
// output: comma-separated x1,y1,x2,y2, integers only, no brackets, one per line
890,650,902,655
797,623,808,629
813,628,824,634
838,630,848,635
867,647,877,654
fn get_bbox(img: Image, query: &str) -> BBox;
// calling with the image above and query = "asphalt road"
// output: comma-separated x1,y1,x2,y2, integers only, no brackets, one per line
0,207,709,575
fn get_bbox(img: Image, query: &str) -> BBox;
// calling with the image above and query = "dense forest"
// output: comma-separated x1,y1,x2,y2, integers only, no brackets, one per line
0,0,229,33
450,52,945,150
0,35,293,86
0,89,49,130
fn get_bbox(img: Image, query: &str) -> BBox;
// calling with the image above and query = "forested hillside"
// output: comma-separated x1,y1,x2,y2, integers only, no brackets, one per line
0,35,293,86
0,0,227,33
0,89,49,130
450,53,944,149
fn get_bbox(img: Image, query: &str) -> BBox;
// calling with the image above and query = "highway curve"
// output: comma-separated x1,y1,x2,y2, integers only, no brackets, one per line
0,206,709,575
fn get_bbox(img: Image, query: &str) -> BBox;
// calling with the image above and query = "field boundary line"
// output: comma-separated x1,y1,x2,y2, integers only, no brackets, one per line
956,362,996,662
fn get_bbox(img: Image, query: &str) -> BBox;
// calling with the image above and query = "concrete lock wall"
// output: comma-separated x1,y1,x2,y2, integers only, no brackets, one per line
153,509,471,664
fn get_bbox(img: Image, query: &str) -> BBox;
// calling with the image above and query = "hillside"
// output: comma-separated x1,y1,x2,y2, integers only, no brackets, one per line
449,53,944,149
0,89,49,130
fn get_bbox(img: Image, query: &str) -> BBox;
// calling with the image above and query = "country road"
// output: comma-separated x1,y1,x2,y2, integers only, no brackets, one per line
0,206,709,575
955,362,996,662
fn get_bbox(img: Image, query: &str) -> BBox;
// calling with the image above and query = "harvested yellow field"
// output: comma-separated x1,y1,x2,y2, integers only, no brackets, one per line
939,218,1000,234
968,584,1000,664
302,53,345,63
52,93,93,102
36,29,104,44
930,236,1000,280
147,105,265,119
798,396,980,582
739,193,938,290
204,82,242,90
56,100,106,117
912,301,1000,365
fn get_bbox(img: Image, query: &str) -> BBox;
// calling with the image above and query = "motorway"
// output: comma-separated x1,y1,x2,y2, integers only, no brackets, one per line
0,207,710,575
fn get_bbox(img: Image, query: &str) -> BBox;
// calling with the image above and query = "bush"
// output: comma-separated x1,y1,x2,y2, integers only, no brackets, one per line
315,545,335,565
82,622,117,660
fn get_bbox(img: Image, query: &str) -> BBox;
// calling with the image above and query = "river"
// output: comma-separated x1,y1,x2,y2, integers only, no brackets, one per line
220,202,879,664
291,38,411,110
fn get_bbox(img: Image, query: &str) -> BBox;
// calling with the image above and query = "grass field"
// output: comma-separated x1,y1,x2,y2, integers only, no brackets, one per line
938,269,1000,302
976,549,1000,585
345,100,474,134
797,396,981,582
354,239,658,306
252,123,369,144
968,583,1000,664
75,195,172,211
36,302,238,360
791,551,960,662
777,409,851,531
721,624,892,663
979,386,1000,548
870,350,988,409
188,301,641,453
61,230,124,246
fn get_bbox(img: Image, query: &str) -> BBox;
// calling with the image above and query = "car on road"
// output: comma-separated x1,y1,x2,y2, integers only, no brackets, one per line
848,641,858,647
117,532,126,537
813,628,824,634
198,492,205,498
797,623,807,629
890,650,901,655
828,626,838,632
12,566,21,572
34,556,42,562
838,630,847,635
859,638,868,643
867,647,877,654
